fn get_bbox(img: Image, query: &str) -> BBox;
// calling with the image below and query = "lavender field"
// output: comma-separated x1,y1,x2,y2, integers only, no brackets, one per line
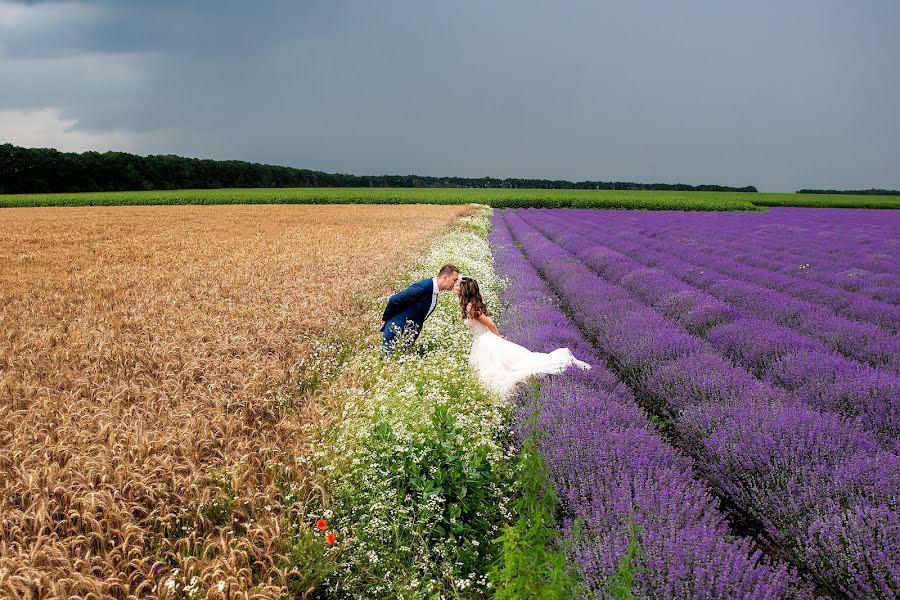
492,208,898,599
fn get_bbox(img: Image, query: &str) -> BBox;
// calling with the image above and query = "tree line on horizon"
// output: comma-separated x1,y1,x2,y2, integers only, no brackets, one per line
796,188,900,196
1,143,765,195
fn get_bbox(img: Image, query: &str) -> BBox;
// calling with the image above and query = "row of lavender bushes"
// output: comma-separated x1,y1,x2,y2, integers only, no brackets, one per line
617,207,899,305
502,208,899,599
609,211,899,332
535,209,900,368
522,209,900,449
489,211,811,599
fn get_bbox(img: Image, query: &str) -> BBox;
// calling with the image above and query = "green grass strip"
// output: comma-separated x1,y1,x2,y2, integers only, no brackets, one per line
0,187,760,211
3,187,898,210
489,384,581,599
749,192,900,209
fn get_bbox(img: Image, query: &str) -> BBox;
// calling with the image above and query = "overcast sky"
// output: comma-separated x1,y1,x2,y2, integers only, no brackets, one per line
1,0,898,191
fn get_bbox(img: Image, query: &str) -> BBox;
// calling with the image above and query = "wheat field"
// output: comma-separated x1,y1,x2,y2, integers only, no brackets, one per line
0,203,475,599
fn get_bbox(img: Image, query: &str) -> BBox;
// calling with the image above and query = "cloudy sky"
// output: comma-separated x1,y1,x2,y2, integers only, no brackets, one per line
1,0,898,191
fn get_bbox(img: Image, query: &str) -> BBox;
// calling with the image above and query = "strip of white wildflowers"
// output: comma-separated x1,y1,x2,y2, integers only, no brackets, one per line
301,207,517,599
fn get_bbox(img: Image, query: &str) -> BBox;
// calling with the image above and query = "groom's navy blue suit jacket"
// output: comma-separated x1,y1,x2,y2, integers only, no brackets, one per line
381,278,435,347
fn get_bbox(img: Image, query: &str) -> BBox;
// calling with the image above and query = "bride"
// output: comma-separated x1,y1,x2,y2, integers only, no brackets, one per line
455,277,590,397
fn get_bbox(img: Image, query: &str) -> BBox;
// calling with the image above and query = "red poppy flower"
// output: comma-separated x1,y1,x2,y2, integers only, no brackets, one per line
325,532,337,545
316,519,328,531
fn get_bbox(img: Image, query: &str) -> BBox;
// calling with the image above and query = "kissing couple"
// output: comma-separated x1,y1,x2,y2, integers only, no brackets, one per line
380,264,590,398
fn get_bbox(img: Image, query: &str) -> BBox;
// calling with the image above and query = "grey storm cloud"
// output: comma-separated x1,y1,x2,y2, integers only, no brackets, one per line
1,0,899,191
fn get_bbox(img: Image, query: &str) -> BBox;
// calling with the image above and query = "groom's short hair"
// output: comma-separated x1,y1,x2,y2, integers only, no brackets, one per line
438,264,460,277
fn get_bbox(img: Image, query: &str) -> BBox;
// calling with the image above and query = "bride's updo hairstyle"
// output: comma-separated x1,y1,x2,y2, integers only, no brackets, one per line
458,277,490,319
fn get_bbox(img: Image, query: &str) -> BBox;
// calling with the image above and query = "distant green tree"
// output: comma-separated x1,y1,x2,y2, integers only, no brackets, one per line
797,188,900,196
0,143,760,194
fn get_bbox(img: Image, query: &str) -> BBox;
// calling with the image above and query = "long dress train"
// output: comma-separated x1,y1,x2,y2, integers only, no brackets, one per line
465,318,590,398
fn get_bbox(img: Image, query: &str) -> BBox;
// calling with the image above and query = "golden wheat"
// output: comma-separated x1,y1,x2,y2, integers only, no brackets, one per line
0,203,475,599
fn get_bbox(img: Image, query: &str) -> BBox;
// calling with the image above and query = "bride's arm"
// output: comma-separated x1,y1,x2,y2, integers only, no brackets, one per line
476,314,504,338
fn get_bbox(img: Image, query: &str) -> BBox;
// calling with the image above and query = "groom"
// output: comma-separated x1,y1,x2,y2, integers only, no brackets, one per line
381,264,460,354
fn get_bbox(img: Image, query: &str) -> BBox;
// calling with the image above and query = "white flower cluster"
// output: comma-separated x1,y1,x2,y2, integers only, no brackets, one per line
159,571,202,600
310,207,516,599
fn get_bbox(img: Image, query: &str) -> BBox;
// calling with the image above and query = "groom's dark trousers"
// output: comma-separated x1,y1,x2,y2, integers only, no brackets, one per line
381,278,435,353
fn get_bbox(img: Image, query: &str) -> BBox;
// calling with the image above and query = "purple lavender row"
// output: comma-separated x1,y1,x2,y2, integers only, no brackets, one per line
580,208,900,305
571,208,900,334
533,209,900,373
616,208,900,304
587,211,899,332
629,207,900,277
742,210,898,279
643,227,899,333
537,207,900,369
502,209,900,599
521,209,899,447
490,212,809,599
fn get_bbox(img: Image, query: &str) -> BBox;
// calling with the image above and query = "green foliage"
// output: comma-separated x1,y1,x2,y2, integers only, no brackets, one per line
0,186,767,211
752,192,900,209
796,188,900,196
274,460,342,596
199,480,236,528
165,511,195,541
325,380,513,598
489,390,581,600
282,518,341,598
365,405,502,572
0,142,756,195
10,186,896,210
604,518,646,600
162,473,238,542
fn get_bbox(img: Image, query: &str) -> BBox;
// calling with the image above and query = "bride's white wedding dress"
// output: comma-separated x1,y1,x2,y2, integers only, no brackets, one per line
464,318,590,397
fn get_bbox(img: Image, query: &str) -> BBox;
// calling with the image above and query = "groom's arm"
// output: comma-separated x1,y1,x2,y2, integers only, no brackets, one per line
382,280,428,323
